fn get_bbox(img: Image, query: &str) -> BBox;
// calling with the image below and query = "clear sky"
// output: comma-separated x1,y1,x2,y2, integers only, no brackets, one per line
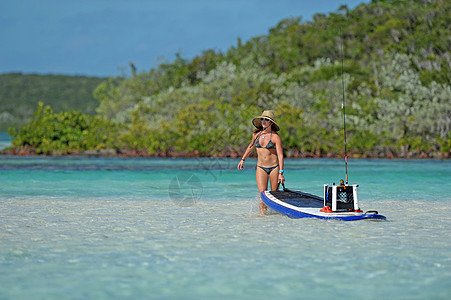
0,0,369,77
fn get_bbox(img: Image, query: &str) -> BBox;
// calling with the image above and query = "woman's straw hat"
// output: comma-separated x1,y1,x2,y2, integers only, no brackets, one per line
252,110,280,131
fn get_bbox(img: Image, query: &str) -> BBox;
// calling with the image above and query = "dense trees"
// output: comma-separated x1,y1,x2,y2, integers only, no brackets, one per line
5,0,451,157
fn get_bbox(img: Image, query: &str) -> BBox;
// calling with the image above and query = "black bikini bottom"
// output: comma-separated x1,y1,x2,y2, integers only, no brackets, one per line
257,165,279,175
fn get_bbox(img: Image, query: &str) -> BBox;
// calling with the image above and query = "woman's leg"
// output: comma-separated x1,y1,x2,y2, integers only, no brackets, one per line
269,166,280,191
256,167,269,215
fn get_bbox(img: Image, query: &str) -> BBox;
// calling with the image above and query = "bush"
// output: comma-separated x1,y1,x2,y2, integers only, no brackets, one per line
8,102,121,154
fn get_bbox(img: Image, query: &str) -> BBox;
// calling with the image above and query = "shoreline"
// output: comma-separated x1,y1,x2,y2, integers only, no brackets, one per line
1,147,449,159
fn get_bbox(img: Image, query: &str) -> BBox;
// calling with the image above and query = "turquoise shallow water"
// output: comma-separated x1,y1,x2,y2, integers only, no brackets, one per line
0,131,11,150
1,156,450,299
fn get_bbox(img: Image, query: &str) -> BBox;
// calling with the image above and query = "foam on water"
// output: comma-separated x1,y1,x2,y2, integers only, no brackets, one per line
1,157,450,299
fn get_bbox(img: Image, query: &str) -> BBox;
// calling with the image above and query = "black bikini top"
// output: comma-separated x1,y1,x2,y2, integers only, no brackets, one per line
255,133,275,149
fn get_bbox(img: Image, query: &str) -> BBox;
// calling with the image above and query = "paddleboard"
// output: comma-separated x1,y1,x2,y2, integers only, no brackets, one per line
261,189,386,221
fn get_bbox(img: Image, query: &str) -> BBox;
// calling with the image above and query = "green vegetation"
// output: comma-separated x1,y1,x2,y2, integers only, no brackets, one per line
7,102,121,155
0,73,106,130
5,0,451,158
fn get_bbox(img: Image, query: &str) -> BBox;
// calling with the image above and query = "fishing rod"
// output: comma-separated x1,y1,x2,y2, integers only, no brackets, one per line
339,29,349,185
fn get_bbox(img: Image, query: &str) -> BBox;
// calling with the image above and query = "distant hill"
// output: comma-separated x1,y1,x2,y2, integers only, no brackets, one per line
0,73,107,130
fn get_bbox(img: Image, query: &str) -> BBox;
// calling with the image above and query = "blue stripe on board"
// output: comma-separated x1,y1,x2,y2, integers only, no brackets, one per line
261,191,386,221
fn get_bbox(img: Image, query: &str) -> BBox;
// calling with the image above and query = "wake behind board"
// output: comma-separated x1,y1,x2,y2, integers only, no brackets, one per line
261,188,386,221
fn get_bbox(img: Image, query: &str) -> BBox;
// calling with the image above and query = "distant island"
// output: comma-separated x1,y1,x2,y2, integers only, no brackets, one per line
2,0,450,159
0,73,106,131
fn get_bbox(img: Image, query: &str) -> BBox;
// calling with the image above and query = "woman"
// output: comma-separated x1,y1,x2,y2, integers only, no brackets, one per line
237,110,285,215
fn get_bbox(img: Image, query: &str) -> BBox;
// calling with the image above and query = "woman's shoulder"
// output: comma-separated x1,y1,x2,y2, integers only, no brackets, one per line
272,132,281,138
271,133,282,144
